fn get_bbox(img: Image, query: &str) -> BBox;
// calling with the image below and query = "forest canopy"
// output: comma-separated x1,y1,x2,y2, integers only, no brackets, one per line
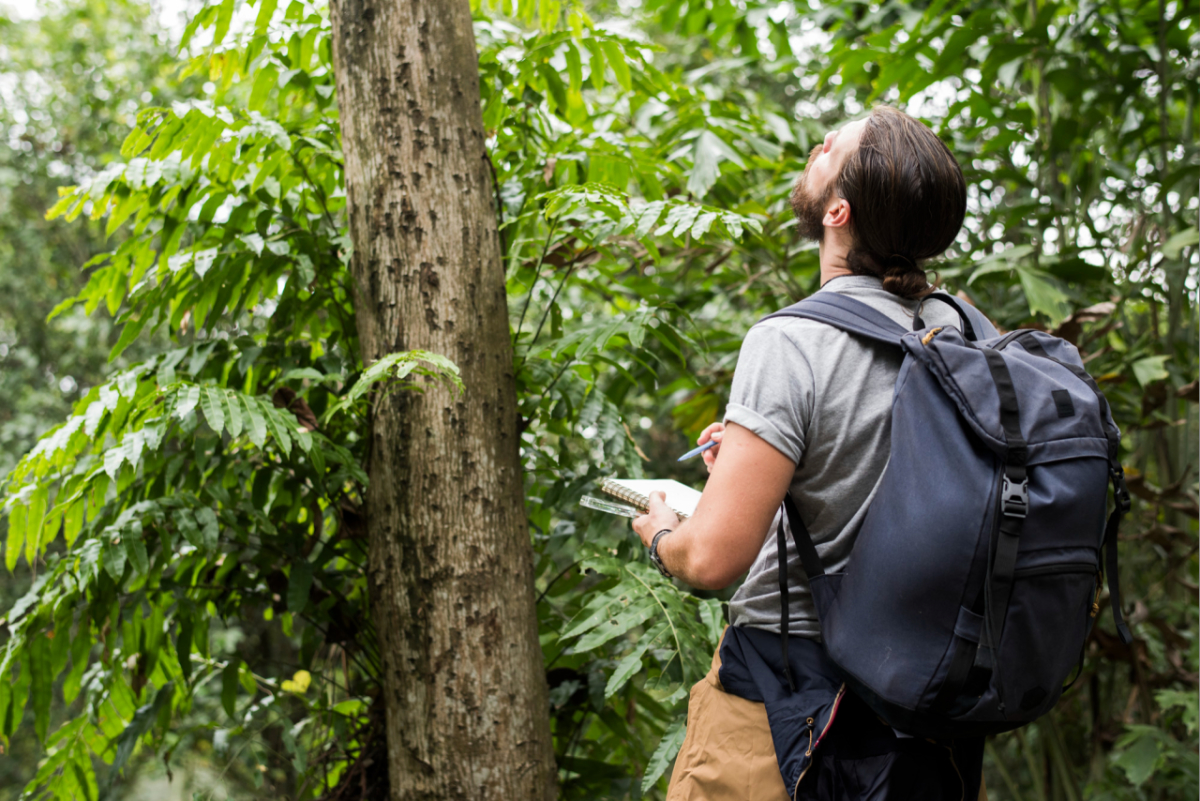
0,0,1195,799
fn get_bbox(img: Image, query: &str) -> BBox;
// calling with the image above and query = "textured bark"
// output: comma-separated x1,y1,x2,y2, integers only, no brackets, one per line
329,1,556,798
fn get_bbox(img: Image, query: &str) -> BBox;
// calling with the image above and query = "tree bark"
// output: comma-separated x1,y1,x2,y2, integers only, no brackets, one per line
329,1,556,798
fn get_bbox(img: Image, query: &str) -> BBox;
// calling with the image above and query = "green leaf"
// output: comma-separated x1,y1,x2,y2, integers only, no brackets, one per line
243,397,268,447
222,659,240,719
249,64,279,112
1155,689,1199,735
103,536,127,580
175,384,201,419
212,0,235,46
687,131,744,198
584,39,606,91
605,622,666,698
121,125,154,159
264,407,293,455
51,605,72,676
1131,355,1170,387
195,506,220,550
30,632,51,742
1162,228,1198,260
27,720,76,789
109,314,149,363
176,611,194,683
255,0,279,32
605,651,644,699
1112,727,1165,787
201,386,226,435
239,663,257,695
1016,267,1072,326
279,367,327,383
179,9,205,49
565,42,583,94
71,752,98,801
25,485,48,563
63,623,91,704
6,502,27,571
966,245,1033,285
658,203,701,239
251,149,288,194
323,350,460,422
124,522,149,576
221,389,244,438
640,717,687,793
287,561,314,614
599,40,631,91
690,211,718,239
538,63,568,112
698,598,724,647
107,683,173,790
105,191,145,237
562,584,635,640
77,538,102,583
573,598,658,652
5,650,31,737
174,509,202,549
996,57,1024,89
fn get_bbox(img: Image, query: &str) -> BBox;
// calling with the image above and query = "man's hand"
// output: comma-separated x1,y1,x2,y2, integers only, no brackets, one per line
630,422,795,590
697,422,724,473
633,491,681,548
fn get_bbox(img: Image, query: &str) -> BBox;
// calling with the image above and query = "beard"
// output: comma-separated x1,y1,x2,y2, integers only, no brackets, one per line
790,144,831,243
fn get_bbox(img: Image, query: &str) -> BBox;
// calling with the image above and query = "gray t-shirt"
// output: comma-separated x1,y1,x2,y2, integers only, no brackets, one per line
725,275,963,638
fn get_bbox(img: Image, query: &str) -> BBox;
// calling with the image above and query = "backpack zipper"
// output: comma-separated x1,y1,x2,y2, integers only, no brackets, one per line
793,684,846,801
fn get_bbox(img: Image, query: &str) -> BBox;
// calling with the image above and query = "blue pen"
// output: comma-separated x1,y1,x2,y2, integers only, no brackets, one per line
677,439,718,462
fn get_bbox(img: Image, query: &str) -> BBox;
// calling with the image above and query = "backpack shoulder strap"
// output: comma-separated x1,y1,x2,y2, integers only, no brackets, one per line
917,293,1000,341
762,292,907,349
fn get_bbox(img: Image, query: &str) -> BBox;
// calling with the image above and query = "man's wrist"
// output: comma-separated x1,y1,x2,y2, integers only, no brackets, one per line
649,528,674,578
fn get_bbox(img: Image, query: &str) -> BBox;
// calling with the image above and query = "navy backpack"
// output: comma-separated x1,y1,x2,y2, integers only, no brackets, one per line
767,292,1133,739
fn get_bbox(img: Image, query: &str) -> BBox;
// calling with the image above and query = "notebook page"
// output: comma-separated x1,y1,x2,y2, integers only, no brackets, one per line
608,479,703,517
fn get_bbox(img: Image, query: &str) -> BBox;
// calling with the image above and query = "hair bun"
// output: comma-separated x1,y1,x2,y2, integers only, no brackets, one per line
881,253,931,298
881,266,931,299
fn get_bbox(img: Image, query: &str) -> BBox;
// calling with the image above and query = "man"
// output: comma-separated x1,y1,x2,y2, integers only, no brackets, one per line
632,105,988,800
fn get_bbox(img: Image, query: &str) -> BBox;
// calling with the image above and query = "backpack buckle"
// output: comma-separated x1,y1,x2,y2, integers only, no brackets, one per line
1111,466,1132,513
1001,475,1029,518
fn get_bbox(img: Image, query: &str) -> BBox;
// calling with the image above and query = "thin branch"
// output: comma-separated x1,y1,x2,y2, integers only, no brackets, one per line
985,740,1026,801
290,151,339,233
536,560,582,606
534,357,576,410
484,152,508,258
517,252,588,370
514,221,559,340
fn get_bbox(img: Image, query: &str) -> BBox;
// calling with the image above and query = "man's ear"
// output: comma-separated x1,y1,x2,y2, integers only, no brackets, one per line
823,197,851,229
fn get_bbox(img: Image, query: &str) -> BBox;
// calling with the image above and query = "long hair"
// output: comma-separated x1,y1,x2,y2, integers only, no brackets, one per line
835,106,967,299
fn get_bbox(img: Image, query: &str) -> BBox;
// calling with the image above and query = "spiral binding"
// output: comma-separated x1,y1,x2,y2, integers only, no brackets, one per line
599,478,692,519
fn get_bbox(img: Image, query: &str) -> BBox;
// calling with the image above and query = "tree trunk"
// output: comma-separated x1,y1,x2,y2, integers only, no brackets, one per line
329,1,556,798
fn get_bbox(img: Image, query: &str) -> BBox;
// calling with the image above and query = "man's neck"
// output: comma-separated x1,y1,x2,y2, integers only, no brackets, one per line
818,233,854,287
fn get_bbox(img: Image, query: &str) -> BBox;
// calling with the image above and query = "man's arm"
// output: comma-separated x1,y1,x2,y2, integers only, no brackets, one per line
633,421,795,589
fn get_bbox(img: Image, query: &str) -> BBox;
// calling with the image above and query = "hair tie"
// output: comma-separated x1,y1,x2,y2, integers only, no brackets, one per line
885,253,916,271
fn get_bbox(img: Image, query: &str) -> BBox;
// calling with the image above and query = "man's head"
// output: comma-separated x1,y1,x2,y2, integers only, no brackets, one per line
790,106,966,298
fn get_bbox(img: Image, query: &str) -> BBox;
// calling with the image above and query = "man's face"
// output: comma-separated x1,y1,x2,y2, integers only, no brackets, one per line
790,118,867,242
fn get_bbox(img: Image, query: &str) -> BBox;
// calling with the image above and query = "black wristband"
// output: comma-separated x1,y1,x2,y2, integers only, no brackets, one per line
649,528,674,578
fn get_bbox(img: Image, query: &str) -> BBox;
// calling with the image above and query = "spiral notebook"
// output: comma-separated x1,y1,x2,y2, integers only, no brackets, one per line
598,477,703,519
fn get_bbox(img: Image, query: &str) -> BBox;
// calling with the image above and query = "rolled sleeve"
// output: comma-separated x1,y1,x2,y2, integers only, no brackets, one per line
722,322,813,465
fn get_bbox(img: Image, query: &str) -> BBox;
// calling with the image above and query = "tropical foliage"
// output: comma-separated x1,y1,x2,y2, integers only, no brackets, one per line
0,0,1195,799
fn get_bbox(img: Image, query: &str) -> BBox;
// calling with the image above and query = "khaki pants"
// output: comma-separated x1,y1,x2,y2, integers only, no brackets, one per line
667,638,791,801
666,638,989,801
